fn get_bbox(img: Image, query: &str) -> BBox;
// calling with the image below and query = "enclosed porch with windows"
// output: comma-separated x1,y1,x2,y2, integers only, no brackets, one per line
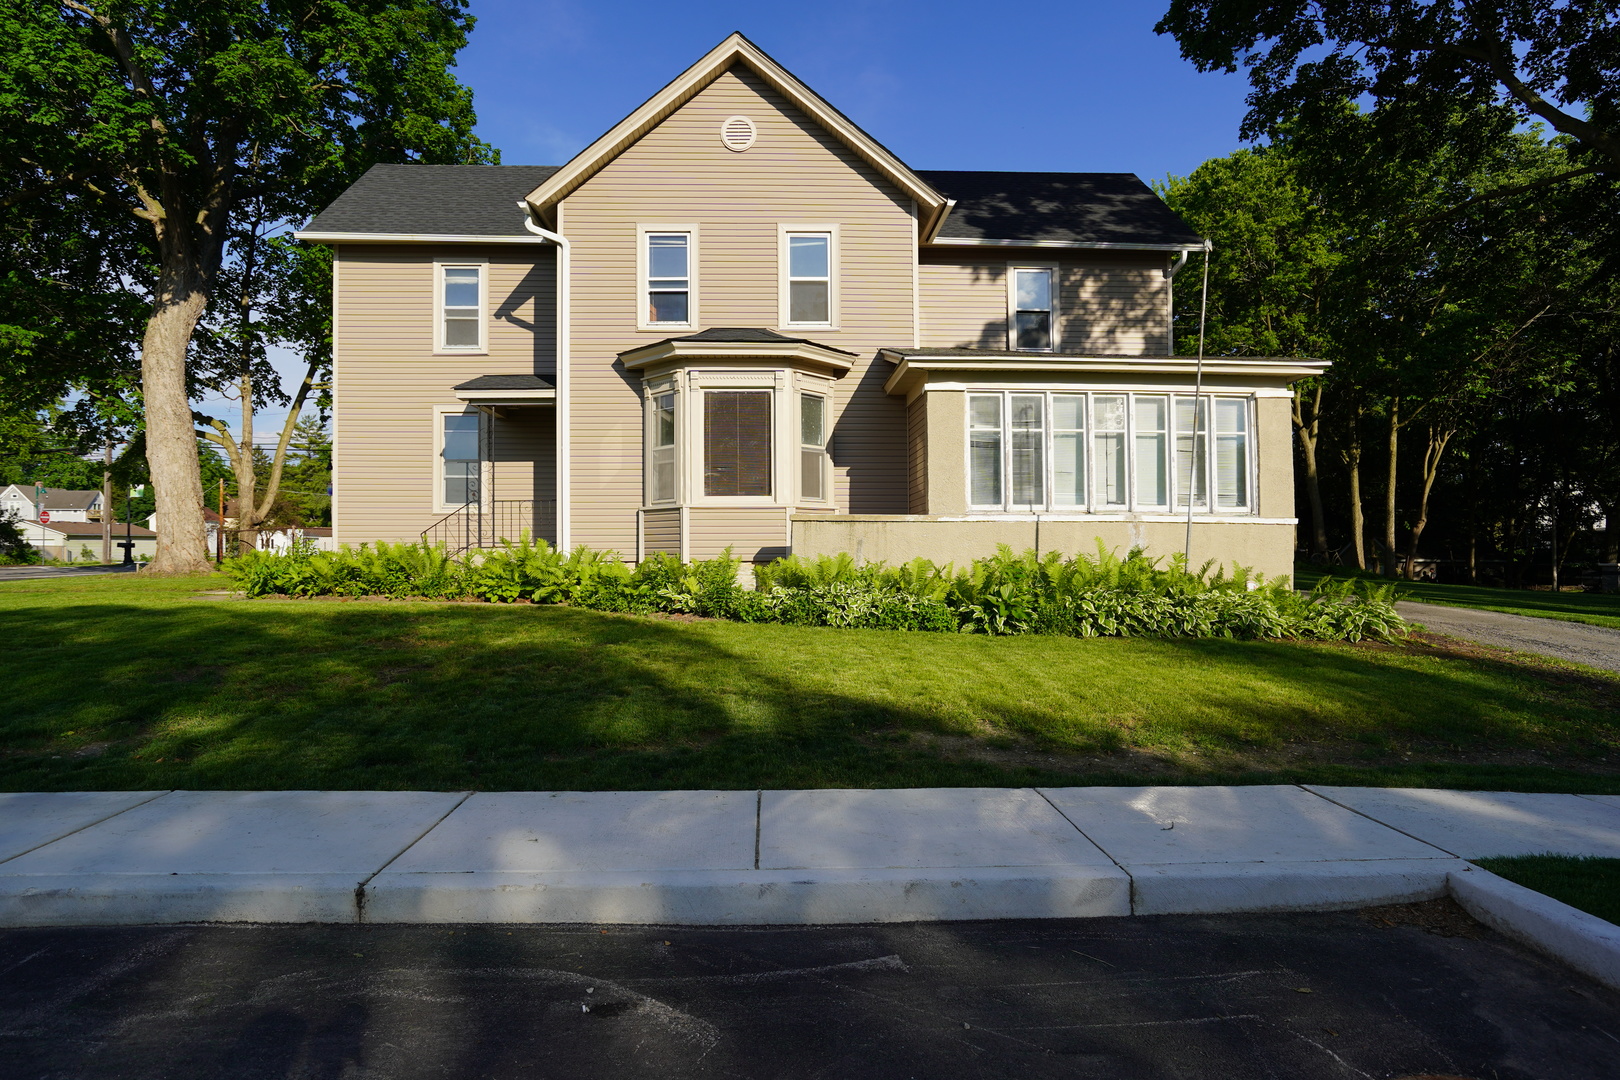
790,349,1327,580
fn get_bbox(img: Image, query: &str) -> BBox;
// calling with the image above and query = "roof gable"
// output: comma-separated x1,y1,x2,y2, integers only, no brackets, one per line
524,32,948,234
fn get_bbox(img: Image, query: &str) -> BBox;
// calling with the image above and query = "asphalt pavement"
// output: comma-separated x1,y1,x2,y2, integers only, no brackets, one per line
0,563,139,582
4,908,1618,1080
1397,600,1620,674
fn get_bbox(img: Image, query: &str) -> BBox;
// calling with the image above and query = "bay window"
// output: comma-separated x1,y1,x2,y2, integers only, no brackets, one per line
799,391,829,502
647,391,677,504
966,391,1253,514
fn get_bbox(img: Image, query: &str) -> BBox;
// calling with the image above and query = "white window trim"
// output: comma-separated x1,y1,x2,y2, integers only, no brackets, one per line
637,224,699,332
963,390,1256,516
778,224,840,331
432,404,489,513
433,259,489,355
1006,262,1059,353
643,377,680,507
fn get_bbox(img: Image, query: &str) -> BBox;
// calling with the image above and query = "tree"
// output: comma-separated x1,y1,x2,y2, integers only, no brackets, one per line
1156,1,1620,186
3,1,492,573
1159,146,1341,556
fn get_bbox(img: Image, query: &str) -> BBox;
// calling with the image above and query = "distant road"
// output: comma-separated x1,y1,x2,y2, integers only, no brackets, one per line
0,564,140,583
1397,600,1620,674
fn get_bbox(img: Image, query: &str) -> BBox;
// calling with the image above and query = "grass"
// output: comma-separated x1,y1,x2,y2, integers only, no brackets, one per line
1294,565,1620,630
2,571,1619,793
1472,855,1620,925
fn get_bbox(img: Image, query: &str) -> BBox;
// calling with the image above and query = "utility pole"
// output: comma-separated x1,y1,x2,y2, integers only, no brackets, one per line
102,440,113,564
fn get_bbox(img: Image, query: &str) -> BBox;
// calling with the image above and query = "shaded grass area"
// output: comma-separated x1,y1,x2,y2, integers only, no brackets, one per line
2,573,1619,793
1472,855,1620,925
1295,565,1620,630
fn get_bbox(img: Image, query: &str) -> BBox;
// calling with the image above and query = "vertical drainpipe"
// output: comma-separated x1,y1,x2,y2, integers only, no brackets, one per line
522,207,571,550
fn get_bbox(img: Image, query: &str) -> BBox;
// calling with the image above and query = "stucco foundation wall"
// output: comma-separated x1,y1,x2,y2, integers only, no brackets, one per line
790,516,1297,581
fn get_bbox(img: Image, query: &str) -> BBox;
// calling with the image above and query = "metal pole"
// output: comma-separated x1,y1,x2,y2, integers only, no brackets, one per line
1184,243,1212,565
102,440,113,563
217,478,226,564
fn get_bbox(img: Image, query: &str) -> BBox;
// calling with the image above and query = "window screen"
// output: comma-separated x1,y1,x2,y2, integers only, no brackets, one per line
704,391,772,497
1052,394,1086,506
1175,396,1209,509
969,394,1003,506
1013,268,1053,351
787,234,831,323
442,413,480,506
647,234,690,324
1215,398,1249,508
442,266,480,348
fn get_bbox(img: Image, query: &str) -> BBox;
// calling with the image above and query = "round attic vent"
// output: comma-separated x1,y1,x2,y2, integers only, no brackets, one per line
720,115,757,152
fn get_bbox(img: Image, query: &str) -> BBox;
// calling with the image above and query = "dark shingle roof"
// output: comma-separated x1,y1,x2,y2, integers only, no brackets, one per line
303,164,560,237
674,328,809,344
452,374,557,391
40,489,101,511
919,171,1202,247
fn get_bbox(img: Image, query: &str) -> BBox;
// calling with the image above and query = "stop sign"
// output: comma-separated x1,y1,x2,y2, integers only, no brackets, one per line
38,510,50,523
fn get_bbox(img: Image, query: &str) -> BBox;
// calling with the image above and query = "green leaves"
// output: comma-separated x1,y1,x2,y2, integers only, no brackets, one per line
222,540,1407,644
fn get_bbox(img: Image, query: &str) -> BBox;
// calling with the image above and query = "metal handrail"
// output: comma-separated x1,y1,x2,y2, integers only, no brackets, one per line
421,500,555,556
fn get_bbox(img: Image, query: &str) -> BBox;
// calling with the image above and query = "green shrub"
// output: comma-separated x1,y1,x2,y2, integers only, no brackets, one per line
223,537,1405,642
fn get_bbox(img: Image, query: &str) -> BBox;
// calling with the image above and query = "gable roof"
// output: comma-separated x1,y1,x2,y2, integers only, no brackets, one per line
920,171,1204,249
299,165,560,241
523,32,950,236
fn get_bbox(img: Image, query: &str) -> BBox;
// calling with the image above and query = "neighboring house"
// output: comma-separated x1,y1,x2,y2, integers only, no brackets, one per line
17,518,157,562
297,33,1323,578
0,485,102,524
255,526,337,553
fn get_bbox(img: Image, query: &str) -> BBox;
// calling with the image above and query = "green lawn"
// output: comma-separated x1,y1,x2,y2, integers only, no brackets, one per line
2,572,1619,793
1472,855,1620,925
1295,565,1620,630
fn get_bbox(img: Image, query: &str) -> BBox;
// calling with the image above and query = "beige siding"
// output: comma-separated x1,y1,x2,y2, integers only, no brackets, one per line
492,408,557,543
333,244,557,546
906,393,928,513
642,507,681,555
686,506,790,563
918,249,1171,354
561,63,918,555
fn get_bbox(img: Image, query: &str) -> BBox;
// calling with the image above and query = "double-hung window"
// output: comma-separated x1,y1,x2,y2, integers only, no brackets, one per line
799,391,829,501
782,230,834,327
647,390,677,504
438,264,484,351
439,410,482,509
644,232,692,326
1009,266,1055,351
965,391,1253,513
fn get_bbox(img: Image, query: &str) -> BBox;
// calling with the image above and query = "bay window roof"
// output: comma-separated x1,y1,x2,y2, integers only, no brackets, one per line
619,327,857,376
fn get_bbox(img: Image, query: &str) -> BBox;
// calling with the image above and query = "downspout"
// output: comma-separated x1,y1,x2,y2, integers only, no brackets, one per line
522,207,572,550
1183,240,1213,565
1164,247,1194,355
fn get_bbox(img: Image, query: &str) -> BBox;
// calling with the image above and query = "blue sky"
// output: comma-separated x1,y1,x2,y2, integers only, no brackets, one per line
208,0,1256,443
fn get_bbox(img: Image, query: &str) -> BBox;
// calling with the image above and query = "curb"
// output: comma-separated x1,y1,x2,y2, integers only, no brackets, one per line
1447,868,1620,992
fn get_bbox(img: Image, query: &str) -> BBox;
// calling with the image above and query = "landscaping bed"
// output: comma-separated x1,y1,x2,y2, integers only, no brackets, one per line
1,571,1617,793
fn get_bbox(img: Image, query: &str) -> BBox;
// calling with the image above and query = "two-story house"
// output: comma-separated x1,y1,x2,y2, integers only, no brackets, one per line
298,33,1322,579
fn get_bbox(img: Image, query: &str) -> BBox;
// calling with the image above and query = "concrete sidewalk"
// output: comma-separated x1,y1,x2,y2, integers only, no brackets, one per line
2,785,1617,928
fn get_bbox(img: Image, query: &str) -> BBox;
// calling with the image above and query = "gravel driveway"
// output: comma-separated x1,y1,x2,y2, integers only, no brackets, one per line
1397,600,1620,674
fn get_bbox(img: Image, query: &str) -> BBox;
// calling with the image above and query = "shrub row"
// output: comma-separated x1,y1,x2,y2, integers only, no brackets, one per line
223,537,1405,642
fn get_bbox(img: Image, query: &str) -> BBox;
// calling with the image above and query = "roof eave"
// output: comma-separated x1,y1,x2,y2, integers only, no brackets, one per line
620,339,856,374
880,353,1330,396
293,231,550,246
928,236,1207,252
523,32,947,227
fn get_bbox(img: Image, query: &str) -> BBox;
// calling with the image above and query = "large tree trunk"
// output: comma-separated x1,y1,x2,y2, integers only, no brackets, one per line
1292,383,1329,558
1343,406,1365,571
1404,426,1453,581
1381,399,1401,578
141,280,213,575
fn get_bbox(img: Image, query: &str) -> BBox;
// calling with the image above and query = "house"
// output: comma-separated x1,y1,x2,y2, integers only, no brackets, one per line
296,33,1322,579
0,485,102,524
16,518,157,562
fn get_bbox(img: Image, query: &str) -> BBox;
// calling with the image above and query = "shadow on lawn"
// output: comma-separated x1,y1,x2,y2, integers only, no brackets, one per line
2,601,1617,793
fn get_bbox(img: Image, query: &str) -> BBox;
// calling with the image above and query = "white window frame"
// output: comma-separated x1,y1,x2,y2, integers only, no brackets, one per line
638,225,698,331
1006,263,1058,353
963,390,1255,515
778,225,839,330
432,404,488,513
434,259,488,354
686,370,781,507
643,379,680,506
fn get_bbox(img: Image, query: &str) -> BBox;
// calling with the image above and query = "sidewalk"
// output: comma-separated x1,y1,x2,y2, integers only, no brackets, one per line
2,785,1618,928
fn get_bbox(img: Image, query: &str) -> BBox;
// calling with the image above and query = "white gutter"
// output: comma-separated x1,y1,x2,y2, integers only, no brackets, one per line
293,231,556,245
929,236,1205,252
521,206,572,550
